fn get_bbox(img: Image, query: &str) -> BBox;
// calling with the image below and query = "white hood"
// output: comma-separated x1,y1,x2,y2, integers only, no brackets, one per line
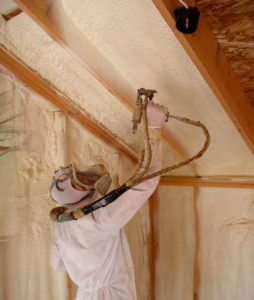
49,169,91,207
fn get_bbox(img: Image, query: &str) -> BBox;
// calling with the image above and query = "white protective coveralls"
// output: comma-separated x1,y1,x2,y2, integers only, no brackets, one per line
50,103,164,300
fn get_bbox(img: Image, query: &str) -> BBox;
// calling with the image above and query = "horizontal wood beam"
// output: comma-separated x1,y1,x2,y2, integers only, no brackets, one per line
0,47,137,162
153,0,254,155
2,8,23,21
14,0,198,175
0,146,11,151
160,176,254,189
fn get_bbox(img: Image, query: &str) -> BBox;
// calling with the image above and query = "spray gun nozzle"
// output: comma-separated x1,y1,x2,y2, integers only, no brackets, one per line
132,88,158,133
137,88,157,99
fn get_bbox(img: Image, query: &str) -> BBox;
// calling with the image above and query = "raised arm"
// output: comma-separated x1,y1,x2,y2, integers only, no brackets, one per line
93,102,167,233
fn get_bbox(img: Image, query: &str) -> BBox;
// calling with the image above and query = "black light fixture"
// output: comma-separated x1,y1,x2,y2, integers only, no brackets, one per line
174,5,200,34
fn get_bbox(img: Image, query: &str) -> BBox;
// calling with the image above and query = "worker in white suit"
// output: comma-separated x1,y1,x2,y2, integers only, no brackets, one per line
50,101,167,300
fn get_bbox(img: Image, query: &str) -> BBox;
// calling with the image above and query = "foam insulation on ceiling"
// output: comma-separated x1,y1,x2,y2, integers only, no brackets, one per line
1,0,254,175
0,11,191,175
1,2,254,300
0,0,16,14
60,0,254,175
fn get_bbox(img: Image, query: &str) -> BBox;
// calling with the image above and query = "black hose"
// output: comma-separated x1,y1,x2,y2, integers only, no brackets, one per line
57,184,130,222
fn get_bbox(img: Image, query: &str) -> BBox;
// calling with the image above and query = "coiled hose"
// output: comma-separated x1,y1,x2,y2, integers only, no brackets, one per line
51,93,210,222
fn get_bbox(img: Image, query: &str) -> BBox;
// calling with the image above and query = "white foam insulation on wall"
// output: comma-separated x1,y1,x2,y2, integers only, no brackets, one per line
155,186,254,300
1,0,254,299
0,66,66,299
0,65,152,299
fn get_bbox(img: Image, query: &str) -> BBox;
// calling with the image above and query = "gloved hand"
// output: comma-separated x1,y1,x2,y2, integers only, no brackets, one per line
146,101,168,128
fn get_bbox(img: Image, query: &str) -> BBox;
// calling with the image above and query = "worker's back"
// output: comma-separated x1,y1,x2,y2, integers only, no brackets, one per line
51,210,137,300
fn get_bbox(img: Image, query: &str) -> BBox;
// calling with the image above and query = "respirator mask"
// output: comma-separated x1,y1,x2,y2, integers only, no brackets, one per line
49,163,112,208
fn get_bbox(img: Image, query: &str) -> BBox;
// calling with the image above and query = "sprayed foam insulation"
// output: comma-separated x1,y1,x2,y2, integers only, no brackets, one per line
0,66,153,299
0,67,66,299
198,188,254,300
0,11,191,175
0,14,139,150
1,1,254,299
155,186,254,300
154,186,195,299
0,0,16,15
0,1,253,175
60,0,254,176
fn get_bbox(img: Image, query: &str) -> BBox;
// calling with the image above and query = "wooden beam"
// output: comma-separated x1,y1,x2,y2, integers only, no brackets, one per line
66,272,72,300
152,0,254,155
148,193,156,300
0,47,137,162
2,8,23,21
14,0,198,175
0,146,11,151
160,176,254,189
193,187,199,300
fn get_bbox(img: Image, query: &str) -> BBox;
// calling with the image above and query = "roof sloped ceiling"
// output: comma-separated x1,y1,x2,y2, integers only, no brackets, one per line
0,0,254,176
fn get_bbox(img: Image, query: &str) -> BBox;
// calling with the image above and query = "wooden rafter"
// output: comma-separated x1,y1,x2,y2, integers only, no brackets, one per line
14,0,198,175
0,47,137,162
2,8,23,21
160,176,254,189
152,0,254,155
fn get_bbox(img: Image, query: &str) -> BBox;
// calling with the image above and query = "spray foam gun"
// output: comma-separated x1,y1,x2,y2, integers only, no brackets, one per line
52,89,210,222
127,88,210,187
132,88,162,133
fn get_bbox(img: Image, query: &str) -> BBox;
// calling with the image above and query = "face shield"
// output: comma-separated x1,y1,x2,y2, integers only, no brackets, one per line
49,163,112,208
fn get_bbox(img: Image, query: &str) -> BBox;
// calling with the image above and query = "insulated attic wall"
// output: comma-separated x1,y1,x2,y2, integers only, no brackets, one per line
155,185,254,300
1,1,254,299
198,188,254,300
0,68,152,299
0,67,67,300
154,186,195,300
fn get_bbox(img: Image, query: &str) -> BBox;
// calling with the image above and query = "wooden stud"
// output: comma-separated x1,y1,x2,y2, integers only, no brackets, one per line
160,176,254,189
0,47,137,162
193,187,199,300
152,0,254,155
66,272,72,300
148,193,156,300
